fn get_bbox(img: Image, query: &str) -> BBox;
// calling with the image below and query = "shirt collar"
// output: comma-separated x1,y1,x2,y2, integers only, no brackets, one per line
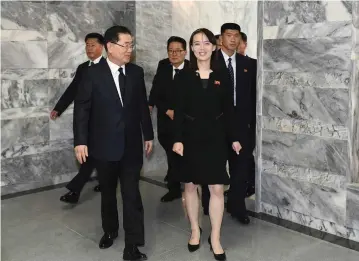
173,61,185,70
90,56,102,65
221,50,236,62
106,58,126,75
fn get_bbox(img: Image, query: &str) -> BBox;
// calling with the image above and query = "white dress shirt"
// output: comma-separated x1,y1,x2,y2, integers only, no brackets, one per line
106,58,126,106
172,61,185,79
88,56,102,66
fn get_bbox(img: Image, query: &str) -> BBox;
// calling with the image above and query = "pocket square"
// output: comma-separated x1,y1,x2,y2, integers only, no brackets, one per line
244,69,248,72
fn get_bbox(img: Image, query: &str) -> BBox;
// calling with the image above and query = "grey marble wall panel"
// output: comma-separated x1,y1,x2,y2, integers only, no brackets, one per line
262,86,349,125
1,69,50,81
346,184,359,230
49,114,73,141
1,41,48,68
48,79,70,108
263,1,352,26
262,129,349,176
1,116,50,155
1,148,78,192
261,172,346,224
263,37,351,72
264,71,351,89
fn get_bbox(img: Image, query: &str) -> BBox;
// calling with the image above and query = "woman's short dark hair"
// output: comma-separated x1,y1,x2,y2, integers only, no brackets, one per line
188,28,217,70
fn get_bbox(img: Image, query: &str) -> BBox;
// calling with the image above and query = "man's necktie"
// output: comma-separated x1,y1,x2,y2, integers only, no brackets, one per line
118,67,126,103
89,61,93,67
228,58,236,106
174,68,180,79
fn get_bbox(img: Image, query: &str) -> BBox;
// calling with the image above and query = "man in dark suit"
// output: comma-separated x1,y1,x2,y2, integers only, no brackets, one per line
148,36,188,202
74,26,153,260
216,23,256,225
50,33,105,204
238,31,256,197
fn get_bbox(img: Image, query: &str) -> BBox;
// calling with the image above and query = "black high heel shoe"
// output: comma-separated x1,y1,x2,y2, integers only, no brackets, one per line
208,236,226,261
188,227,202,252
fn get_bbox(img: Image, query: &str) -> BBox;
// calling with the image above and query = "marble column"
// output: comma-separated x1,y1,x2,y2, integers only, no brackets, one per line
1,1,136,195
257,0,359,242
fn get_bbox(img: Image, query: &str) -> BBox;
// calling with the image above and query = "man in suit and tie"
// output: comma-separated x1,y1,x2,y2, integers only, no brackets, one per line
51,33,105,204
216,23,256,225
148,36,188,202
238,31,256,198
74,26,153,260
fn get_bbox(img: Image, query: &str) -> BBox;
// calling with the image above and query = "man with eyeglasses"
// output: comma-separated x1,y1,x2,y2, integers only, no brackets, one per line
148,36,188,202
51,33,105,204
74,25,153,260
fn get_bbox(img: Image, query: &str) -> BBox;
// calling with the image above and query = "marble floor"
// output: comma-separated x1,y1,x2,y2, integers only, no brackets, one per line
2,180,359,261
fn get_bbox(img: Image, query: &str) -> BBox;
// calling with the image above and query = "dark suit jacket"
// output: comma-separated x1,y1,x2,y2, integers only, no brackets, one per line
54,57,105,115
148,58,189,137
215,51,256,152
74,58,154,163
248,56,257,151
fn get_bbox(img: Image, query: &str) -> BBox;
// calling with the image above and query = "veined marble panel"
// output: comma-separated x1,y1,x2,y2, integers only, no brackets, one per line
1,69,49,80
354,1,359,28
262,116,348,140
264,21,352,40
49,114,73,141
346,184,359,230
1,116,50,155
1,79,57,109
263,1,352,26
261,202,292,221
1,41,48,69
46,1,135,42
1,139,73,160
1,30,47,41
264,71,351,89
262,129,349,176
261,172,346,224
263,86,349,125
48,79,70,108
1,106,49,121
48,41,86,69
1,1,47,31
1,148,78,188
263,37,351,72
262,159,347,190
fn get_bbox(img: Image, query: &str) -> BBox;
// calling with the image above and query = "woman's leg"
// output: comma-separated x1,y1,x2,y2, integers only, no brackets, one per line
208,184,225,254
184,182,200,244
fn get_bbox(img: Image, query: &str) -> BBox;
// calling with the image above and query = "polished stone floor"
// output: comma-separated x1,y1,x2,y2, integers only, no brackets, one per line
2,180,359,261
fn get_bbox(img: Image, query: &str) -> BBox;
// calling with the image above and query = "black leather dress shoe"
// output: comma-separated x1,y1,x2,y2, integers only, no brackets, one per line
93,184,101,192
60,191,79,204
232,213,250,225
123,245,147,260
160,191,182,202
99,232,118,249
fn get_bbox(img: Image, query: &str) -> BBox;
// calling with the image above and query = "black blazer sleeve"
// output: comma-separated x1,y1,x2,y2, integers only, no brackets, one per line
139,68,154,141
54,64,85,115
172,70,186,143
73,69,92,147
250,58,257,150
148,61,161,107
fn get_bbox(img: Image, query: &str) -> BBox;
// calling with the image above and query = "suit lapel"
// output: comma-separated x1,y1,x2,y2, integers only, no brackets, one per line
99,58,123,105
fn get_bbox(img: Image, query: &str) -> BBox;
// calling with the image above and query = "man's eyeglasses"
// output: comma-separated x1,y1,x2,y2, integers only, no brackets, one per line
111,42,135,51
168,50,184,55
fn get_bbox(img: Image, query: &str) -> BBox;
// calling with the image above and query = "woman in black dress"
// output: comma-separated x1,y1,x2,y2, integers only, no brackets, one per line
172,28,241,260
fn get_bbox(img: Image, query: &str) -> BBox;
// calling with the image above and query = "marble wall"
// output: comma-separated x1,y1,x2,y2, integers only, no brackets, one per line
137,0,258,181
1,1,136,195
257,0,359,242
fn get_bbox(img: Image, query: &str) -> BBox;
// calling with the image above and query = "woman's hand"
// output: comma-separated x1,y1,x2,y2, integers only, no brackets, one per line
232,141,242,155
173,142,184,156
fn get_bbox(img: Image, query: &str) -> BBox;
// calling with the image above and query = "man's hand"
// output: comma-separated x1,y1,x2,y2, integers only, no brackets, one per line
166,109,174,120
74,145,88,164
145,140,153,157
232,141,242,155
149,106,153,115
173,142,184,156
50,110,59,120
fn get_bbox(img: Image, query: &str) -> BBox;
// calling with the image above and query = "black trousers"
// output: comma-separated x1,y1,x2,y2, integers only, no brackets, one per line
66,157,95,193
227,149,250,216
158,134,181,193
95,157,144,246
